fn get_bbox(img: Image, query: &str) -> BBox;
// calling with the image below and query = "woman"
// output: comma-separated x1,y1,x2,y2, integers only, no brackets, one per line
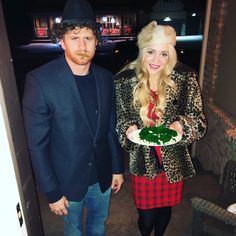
114,21,207,236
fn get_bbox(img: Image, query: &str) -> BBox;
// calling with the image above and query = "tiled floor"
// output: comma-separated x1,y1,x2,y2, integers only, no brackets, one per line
38,159,220,236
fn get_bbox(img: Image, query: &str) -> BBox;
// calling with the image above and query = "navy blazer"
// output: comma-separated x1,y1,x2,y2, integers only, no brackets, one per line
22,55,123,202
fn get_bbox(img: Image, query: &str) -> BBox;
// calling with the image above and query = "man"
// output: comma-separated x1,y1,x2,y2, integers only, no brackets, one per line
22,0,124,235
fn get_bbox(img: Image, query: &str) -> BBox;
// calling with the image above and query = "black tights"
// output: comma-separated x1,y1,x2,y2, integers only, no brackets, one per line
137,207,172,236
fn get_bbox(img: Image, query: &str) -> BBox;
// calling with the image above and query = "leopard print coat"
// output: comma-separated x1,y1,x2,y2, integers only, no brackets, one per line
114,63,207,183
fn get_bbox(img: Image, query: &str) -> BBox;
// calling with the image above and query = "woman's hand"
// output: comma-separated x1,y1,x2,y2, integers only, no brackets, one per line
169,121,184,136
126,125,138,137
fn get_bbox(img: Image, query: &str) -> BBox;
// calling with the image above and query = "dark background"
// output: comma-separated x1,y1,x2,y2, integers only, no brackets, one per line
1,0,206,99
2,0,206,46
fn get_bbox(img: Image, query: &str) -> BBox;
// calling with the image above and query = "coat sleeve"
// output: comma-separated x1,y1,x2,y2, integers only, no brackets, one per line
175,72,207,146
108,80,124,174
22,73,62,203
114,73,141,150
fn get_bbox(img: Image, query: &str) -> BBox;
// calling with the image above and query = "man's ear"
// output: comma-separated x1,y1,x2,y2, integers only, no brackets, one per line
60,39,65,50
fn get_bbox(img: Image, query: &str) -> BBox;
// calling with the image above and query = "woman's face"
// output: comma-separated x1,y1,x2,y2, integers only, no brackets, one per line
143,43,169,76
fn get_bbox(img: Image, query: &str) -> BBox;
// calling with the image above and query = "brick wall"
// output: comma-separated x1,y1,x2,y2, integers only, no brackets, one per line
195,0,236,175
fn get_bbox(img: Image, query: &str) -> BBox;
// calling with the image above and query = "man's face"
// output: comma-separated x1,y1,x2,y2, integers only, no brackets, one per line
60,27,97,67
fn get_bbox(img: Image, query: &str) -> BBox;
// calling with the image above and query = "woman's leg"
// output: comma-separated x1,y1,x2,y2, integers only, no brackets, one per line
154,206,172,236
137,208,157,236
137,206,172,236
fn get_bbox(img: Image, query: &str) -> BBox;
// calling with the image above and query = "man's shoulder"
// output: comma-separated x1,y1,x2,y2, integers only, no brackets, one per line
91,63,113,77
28,56,65,76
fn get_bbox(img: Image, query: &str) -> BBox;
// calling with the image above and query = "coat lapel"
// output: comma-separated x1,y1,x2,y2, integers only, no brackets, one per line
91,65,104,141
57,57,95,137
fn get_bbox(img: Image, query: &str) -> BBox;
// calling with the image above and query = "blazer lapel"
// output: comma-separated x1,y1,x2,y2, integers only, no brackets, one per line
91,65,104,140
57,57,95,137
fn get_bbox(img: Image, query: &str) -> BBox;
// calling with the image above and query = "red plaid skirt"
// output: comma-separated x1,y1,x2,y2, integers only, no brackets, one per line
131,147,183,209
